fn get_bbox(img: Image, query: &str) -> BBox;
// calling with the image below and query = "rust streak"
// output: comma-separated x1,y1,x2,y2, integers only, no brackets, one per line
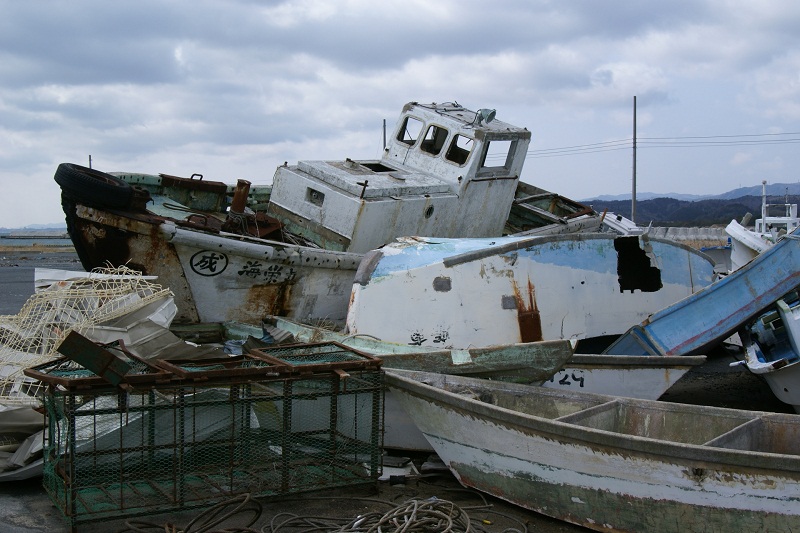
511,277,543,342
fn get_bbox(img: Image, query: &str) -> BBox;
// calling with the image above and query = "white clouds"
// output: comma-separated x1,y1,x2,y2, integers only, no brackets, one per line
260,0,346,27
746,50,800,120
731,152,754,166
1,0,800,227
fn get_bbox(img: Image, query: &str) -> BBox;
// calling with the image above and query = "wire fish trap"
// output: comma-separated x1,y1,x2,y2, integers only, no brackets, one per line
250,342,383,375
23,336,170,390
30,339,384,532
153,354,287,381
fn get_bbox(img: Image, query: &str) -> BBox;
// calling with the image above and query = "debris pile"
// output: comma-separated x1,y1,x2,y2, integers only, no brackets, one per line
0,266,173,479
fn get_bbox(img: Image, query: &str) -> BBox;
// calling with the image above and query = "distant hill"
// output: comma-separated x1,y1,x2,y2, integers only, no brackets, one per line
584,182,800,203
587,191,702,202
0,223,67,233
586,195,799,227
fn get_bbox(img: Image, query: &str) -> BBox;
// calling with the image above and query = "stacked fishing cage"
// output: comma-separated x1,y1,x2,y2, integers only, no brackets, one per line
25,339,384,532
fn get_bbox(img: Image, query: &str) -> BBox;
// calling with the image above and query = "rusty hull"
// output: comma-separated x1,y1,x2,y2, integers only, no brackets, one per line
67,202,201,323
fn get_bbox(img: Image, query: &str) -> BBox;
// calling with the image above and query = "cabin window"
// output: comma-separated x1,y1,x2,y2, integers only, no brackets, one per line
445,134,474,165
397,116,424,146
420,125,449,156
478,139,516,173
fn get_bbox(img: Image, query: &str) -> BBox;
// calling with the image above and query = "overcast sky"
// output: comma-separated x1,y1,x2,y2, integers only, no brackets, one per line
2,0,800,228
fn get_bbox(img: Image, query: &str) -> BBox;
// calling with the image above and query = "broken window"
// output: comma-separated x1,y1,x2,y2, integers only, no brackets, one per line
445,134,474,165
420,125,449,156
396,116,424,146
478,139,516,174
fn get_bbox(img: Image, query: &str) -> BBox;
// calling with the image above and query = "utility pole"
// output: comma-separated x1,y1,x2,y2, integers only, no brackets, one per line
631,96,637,223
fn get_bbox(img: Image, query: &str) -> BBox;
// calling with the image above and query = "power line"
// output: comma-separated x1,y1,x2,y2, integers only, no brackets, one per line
522,131,800,159
639,138,800,148
640,131,800,140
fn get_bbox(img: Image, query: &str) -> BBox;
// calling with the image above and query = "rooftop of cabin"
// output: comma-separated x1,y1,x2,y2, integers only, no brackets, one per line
399,102,530,137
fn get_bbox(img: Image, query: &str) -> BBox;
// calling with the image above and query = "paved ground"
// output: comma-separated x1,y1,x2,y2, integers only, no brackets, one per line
0,247,792,532
0,249,83,315
0,467,585,532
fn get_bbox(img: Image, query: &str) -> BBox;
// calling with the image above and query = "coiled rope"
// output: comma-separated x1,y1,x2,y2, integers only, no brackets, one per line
120,493,263,533
261,496,528,533
114,493,528,533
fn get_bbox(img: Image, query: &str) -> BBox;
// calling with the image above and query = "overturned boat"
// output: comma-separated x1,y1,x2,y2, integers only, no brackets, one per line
605,225,800,357
56,102,606,326
346,233,717,348
387,369,800,532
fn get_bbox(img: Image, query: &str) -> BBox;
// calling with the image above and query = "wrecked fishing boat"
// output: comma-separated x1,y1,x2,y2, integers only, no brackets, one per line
346,233,717,348
56,102,606,326
245,317,575,383
386,369,800,532
725,180,800,271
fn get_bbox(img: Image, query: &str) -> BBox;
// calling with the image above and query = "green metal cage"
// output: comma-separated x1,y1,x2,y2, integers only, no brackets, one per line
36,345,383,531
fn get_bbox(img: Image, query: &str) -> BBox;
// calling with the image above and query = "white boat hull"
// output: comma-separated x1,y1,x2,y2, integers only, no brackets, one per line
348,233,716,347
164,224,361,325
543,354,705,397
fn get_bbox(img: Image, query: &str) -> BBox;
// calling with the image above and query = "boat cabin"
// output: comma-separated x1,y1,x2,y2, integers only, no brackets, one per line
267,102,532,253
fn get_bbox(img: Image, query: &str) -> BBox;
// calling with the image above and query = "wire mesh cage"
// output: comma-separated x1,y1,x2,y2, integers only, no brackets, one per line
0,266,174,406
39,365,383,531
251,341,383,373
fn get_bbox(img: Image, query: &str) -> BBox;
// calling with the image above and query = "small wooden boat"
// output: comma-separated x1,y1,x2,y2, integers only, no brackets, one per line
386,369,800,532
228,318,574,383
